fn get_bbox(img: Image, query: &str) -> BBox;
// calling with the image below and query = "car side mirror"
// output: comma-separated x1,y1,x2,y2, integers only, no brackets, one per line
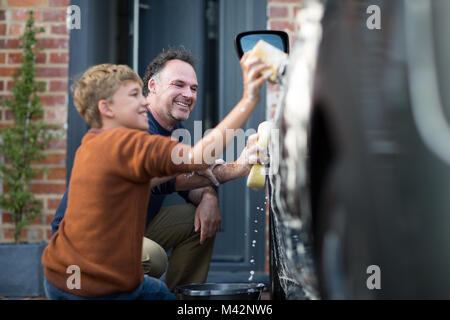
234,30,290,59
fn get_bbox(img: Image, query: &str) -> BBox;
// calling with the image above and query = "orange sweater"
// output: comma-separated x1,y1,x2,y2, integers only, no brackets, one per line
41,128,193,297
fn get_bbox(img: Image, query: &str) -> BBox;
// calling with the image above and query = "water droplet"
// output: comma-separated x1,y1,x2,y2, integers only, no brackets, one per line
254,229,258,233
256,206,260,210
254,220,258,223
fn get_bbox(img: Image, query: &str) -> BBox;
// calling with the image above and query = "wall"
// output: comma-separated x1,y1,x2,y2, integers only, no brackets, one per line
0,0,69,243
267,0,303,119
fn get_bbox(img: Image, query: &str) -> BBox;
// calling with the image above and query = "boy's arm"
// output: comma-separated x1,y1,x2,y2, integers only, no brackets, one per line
184,52,270,168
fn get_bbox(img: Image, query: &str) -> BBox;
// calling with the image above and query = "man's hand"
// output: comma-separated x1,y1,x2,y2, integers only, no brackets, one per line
193,190,221,245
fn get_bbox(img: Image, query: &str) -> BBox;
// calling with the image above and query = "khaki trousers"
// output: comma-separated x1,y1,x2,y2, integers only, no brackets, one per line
143,203,215,291
141,237,168,278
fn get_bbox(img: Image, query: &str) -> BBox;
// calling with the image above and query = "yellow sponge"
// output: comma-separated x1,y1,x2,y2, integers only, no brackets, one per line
247,121,272,190
250,40,288,83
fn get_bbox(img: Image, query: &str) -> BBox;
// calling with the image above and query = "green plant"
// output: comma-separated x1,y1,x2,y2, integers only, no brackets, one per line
0,11,53,244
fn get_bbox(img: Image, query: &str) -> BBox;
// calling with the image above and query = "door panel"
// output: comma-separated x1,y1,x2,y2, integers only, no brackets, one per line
138,0,267,273
214,0,267,272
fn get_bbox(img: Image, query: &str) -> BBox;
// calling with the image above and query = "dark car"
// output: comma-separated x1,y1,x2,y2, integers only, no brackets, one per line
268,0,450,299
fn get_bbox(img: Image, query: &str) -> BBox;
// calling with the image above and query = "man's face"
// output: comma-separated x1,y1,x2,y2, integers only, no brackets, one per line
151,59,198,122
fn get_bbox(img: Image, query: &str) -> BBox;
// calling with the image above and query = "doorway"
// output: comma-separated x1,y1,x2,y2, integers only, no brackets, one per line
137,0,268,279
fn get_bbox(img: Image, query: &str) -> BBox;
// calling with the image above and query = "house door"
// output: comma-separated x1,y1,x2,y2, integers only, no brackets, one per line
137,0,268,278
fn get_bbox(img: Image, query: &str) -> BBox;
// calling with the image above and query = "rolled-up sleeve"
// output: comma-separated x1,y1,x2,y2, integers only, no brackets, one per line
150,178,192,204
151,178,176,195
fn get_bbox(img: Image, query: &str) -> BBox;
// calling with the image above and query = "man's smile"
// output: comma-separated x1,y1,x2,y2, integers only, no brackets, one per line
174,100,191,110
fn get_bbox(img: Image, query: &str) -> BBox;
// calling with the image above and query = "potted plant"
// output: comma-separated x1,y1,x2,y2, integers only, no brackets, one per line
0,11,54,297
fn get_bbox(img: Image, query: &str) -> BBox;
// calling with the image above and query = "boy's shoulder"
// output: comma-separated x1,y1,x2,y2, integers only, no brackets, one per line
80,127,173,153
83,127,147,143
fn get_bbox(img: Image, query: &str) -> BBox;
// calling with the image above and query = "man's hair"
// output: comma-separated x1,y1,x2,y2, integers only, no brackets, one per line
72,64,143,128
142,47,196,97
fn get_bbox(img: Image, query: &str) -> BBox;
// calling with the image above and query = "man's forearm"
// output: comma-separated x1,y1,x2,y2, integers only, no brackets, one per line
174,162,248,191
187,186,217,206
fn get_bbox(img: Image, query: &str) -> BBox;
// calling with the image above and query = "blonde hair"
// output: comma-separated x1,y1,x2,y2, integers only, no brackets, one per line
72,64,143,128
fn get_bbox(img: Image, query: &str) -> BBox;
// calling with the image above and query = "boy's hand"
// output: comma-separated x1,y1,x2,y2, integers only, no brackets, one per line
240,52,271,104
236,133,269,175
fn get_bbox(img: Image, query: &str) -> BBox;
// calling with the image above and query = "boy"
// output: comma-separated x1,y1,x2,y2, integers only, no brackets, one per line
42,55,269,299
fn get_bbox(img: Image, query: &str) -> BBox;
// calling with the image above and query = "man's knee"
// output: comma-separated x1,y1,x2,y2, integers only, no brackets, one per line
170,203,197,234
180,203,197,219
141,237,168,278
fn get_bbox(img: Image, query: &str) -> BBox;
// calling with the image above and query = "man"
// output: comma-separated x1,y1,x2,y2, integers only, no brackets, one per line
52,47,267,291
141,48,222,291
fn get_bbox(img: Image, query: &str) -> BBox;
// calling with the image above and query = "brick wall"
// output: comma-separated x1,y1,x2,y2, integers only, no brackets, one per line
265,0,303,272
0,0,69,243
268,0,302,46
266,0,303,120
